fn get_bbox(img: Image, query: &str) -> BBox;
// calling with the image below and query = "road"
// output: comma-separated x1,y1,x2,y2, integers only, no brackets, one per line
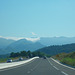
0,58,75,75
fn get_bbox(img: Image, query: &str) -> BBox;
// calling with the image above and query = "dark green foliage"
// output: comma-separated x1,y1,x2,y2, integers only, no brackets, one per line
20,51,27,57
64,52,75,59
10,52,20,57
37,43,75,55
32,51,45,57
27,51,32,58
32,51,51,57
10,50,50,58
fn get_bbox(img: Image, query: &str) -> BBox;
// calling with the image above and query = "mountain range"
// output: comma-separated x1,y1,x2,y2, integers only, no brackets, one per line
39,37,75,46
0,38,15,49
0,38,45,55
0,37,75,55
37,43,75,55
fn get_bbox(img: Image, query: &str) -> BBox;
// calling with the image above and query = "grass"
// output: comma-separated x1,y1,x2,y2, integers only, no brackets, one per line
0,57,26,63
60,57,75,66
52,52,75,67
0,58,8,63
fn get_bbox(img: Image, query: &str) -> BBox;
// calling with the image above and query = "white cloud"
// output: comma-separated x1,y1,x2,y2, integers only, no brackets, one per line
0,36,40,42
31,32,37,35
5,37,25,40
25,37,40,42
0,36,25,40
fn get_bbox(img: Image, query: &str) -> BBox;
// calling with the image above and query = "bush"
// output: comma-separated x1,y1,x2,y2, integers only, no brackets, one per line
61,57,75,66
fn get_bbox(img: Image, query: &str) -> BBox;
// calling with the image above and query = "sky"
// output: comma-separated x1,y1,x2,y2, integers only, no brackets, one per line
0,0,75,40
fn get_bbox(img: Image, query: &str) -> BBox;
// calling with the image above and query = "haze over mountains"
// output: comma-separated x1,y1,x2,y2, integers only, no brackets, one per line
0,36,75,55
39,37,75,46
5,39,44,53
0,38,44,55
0,38,15,49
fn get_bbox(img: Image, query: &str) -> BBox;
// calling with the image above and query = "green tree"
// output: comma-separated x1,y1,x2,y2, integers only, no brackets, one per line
20,51,27,57
27,50,32,58
10,52,15,57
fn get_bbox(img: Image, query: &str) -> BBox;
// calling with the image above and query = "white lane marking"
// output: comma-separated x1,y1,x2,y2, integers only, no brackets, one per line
26,59,41,74
61,71,68,75
53,66,59,70
51,58,75,71
30,59,41,71
0,58,37,72
49,60,53,66
47,58,53,66
47,58,59,70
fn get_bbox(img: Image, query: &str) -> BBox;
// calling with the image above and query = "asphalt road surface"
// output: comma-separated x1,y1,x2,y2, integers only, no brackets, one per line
0,58,75,75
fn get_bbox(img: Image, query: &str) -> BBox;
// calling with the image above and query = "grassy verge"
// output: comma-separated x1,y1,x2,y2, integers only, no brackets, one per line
0,58,8,63
60,57,75,66
0,57,26,63
52,52,75,67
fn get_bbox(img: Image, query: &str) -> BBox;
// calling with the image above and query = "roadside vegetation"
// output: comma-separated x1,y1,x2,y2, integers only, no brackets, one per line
0,58,8,63
52,52,75,66
10,50,51,58
0,57,21,63
0,50,51,63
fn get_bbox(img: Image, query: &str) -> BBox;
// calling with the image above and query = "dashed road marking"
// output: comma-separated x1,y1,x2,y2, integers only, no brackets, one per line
47,58,53,66
26,59,42,74
53,66,59,70
61,71,68,75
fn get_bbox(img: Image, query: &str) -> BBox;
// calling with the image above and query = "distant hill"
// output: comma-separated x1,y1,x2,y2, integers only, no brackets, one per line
0,38,15,49
39,37,75,46
37,43,75,55
1,36,75,55
0,39,45,54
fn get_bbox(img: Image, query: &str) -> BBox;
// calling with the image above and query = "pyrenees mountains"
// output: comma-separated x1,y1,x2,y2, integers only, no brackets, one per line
0,38,15,49
4,39,45,53
0,36,75,55
0,38,45,54
39,37,75,46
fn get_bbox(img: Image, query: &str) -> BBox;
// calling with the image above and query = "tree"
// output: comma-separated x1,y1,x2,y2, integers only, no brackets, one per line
20,51,27,57
10,52,15,57
27,50,32,58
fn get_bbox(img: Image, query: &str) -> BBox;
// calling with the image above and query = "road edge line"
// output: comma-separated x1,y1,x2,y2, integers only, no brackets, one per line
51,58,75,71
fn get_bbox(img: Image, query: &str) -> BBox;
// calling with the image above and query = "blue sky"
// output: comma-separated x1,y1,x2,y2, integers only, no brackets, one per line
0,0,75,39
